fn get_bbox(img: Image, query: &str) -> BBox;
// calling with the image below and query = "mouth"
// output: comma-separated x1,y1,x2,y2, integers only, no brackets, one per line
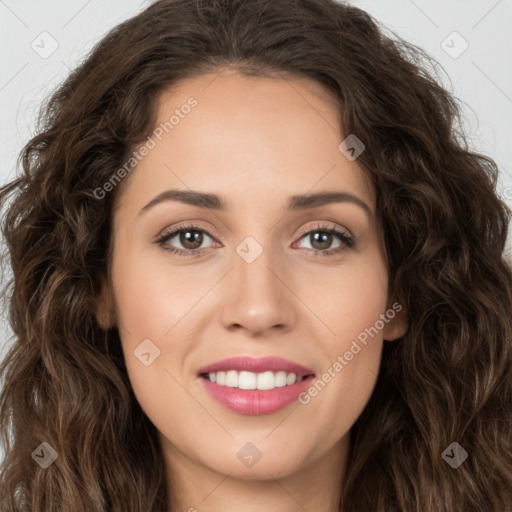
199,370,314,390
198,372,316,415
196,356,316,415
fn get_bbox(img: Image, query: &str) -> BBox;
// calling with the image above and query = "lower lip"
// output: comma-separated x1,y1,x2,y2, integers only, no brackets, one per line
198,375,315,415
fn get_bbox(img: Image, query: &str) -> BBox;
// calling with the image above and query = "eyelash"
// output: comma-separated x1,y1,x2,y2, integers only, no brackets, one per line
155,222,355,259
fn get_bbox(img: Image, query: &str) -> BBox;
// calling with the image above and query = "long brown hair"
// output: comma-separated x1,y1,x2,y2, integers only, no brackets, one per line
1,0,511,510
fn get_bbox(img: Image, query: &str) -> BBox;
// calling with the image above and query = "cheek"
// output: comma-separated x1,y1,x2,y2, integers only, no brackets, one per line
108,250,189,414
111,247,197,341
297,322,384,455
295,255,388,439
307,250,389,344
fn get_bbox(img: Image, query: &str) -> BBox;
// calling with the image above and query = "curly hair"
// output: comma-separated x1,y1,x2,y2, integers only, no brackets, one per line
1,0,511,510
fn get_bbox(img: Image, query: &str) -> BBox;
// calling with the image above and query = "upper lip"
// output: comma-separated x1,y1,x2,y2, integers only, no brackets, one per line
197,356,315,377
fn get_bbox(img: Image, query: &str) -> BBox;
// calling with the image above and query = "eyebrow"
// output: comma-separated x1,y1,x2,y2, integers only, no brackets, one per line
139,189,372,220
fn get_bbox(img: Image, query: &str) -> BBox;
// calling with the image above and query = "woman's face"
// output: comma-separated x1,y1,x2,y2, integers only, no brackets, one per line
96,70,407,482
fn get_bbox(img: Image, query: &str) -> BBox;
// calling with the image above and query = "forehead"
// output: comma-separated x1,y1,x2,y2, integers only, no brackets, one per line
116,70,375,216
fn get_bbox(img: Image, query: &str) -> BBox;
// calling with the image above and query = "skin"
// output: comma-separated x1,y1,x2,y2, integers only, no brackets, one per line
96,69,408,512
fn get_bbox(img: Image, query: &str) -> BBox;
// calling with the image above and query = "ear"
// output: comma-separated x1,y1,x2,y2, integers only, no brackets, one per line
383,299,408,342
94,274,114,330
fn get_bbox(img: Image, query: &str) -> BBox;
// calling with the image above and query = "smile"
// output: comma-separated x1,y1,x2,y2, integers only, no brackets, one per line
201,370,308,389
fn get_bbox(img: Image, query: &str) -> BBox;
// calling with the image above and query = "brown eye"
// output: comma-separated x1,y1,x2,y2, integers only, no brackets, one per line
156,224,217,257
307,231,335,251
175,229,205,250
294,223,355,258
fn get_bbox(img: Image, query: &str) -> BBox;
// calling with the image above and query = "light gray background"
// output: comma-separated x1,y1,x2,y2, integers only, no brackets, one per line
1,0,511,364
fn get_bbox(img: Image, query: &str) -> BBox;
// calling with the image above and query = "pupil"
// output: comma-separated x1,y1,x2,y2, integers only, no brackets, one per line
181,230,203,249
312,232,331,250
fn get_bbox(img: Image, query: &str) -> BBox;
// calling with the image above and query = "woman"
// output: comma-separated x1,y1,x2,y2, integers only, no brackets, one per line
1,0,511,510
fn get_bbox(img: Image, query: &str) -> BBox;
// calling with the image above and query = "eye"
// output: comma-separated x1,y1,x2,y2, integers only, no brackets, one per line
155,221,355,258
293,222,355,257
156,223,218,257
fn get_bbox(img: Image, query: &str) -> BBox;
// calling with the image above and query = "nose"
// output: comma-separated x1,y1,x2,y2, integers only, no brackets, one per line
220,242,297,336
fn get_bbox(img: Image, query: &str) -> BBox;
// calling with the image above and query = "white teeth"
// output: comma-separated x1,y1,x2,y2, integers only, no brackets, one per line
204,370,308,390
286,372,297,385
238,371,257,389
257,371,275,390
225,370,238,387
275,371,288,387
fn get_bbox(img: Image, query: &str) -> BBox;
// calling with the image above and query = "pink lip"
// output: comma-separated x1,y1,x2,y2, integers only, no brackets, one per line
197,356,316,415
199,376,315,415
197,355,315,377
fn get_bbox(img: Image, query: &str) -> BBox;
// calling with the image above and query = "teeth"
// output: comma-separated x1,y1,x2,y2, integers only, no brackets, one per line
225,370,238,387
204,370,307,390
239,371,256,389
